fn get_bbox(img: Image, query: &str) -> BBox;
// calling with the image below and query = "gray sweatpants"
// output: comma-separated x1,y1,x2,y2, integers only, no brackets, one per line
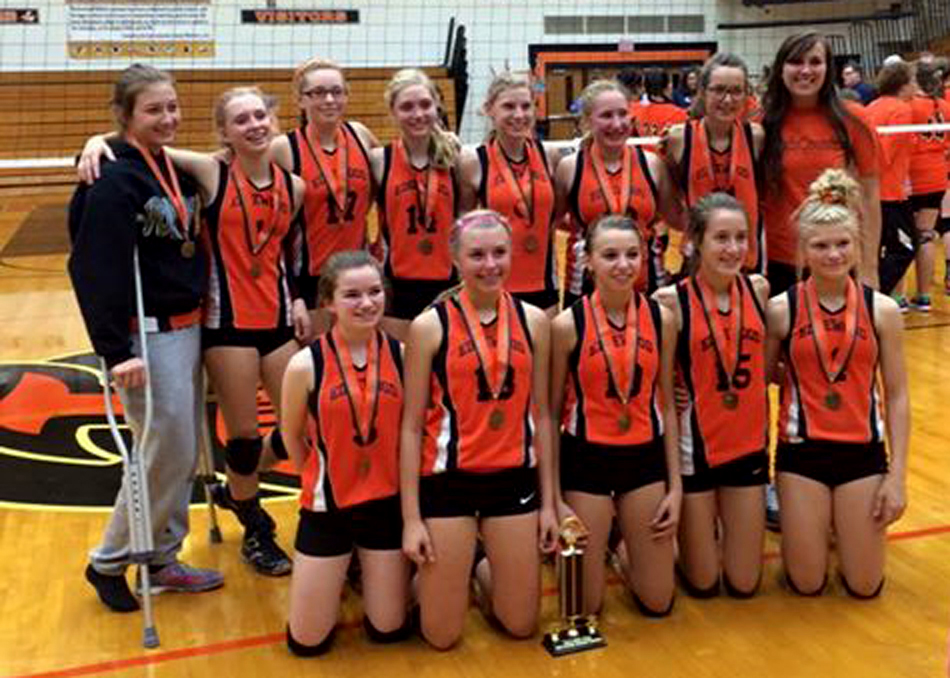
90,325,202,575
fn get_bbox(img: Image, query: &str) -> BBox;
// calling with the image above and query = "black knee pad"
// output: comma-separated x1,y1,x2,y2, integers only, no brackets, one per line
286,626,334,657
723,572,760,599
784,572,827,597
632,591,675,618
269,428,288,461
676,565,720,599
840,574,884,600
226,437,262,476
364,615,413,644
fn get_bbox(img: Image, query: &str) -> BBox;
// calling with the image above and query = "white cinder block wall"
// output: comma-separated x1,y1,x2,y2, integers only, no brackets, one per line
0,0,913,147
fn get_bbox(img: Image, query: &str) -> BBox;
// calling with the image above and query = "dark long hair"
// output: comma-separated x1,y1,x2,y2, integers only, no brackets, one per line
760,32,865,195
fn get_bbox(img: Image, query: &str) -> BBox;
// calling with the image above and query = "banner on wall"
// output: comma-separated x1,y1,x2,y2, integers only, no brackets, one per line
66,0,214,59
240,9,359,24
0,9,39,23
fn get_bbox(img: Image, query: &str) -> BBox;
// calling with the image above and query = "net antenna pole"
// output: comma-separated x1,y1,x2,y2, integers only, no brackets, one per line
101,246,160,649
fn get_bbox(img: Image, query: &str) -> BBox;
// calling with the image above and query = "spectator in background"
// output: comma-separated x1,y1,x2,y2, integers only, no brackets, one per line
842,62,877,104
673,67,701,109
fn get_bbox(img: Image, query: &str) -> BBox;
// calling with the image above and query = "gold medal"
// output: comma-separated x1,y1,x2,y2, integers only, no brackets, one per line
488,408,505,431
824,390,842,411
250,261,262,279
180,241,196,258
358,453,372,477
722,391,739,410
618,410,632,432
523,234,540,254
418,238,434,255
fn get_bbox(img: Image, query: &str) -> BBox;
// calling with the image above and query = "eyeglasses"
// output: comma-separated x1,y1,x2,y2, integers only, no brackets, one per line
706,86,746,100
302,86,346,99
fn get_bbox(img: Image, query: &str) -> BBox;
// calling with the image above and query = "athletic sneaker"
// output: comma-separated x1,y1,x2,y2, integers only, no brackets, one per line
893,295,910,314
910,295,932,312
242,529,292,577
142,562,224,594
765,483,781,533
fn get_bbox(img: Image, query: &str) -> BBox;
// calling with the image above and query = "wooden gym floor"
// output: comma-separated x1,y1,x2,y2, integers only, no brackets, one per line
0,187,948,678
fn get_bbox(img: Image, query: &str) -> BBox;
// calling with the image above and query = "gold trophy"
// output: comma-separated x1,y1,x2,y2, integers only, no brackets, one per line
543,516,606,656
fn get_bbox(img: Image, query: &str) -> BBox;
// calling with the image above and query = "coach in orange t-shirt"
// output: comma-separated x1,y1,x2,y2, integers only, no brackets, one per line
759,32,880,294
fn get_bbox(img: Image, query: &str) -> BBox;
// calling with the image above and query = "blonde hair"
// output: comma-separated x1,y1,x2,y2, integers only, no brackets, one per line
449,209,512,258
577,79,630,148
212,86,277,147
796,168,862,274
482,70,533,114
385,68,458,169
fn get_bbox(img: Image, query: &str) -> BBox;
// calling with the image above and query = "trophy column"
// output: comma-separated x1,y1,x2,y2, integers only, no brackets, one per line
543,517,606,656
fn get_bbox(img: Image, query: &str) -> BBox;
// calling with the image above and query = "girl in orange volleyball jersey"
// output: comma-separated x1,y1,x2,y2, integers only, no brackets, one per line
77,87,310,577
400,210,558,649
281,251,411,656
760,31,881,295
270,59,379,332
654,194,769,598
367,68,461,340
766,169,909,598
905,59,950,311
550,215,680,616
865,60,918,296
554,80,682,306
459,71,574,314
663,53,766,276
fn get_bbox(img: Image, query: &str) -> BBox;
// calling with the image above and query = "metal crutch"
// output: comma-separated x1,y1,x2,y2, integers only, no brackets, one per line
196,370,223,543
101,246,160,649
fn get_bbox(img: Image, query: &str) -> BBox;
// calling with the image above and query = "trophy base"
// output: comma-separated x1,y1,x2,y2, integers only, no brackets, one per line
542,618,606,657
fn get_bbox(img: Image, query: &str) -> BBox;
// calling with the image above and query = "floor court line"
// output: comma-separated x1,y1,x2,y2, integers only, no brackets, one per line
10,521,950,678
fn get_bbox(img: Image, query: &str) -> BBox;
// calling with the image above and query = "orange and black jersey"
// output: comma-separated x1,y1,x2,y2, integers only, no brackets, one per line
300,331,403,511
675,275,768,471
203,160,296,331
779,282,884,444
561,294,663,447
379,143,458,281
679,119,762,272
288,122,374,278
476,139,557,296
422,293,536,474
566,144,661,292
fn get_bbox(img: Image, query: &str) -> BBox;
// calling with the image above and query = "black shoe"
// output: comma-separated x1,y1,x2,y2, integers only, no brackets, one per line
211,482,276,532
85,564,140,613
242,529,292,577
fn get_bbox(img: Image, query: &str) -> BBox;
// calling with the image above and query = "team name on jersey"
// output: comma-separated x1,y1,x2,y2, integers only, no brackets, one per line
394,179,452,198
458,336,529,358
227,194,292,213
794,320,869,340
586,335,655,356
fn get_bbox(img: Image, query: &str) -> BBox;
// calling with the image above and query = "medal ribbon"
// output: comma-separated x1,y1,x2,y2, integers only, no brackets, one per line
488,138,544,232
397,139,437,235
231,161,284,256
456,288,512,401
696,119,738,193
329,328,381,445
802,277,859,385
591,141,631,216
589,290,639,406
303,123,348,212
128,138,190,235
694,274,744,388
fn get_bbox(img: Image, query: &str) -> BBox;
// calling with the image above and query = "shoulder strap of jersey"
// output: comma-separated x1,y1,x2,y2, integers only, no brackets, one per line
512,295,534,354
741,120,757,167
207,158,230,217
343,121,373,170
288,129,303,176
385,331,404,379
785,283,800,346
306,339,326,413
861,282,877,340
646,295,663,345
636,146,659,206
379,144,394,213
678,120,694,197
742,274,766,323
675,279,692,364
476,144,489,206
278,164,296,212
568,146,586,223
